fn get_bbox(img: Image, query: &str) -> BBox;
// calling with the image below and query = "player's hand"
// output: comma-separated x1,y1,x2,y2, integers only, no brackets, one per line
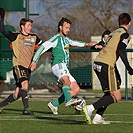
86,41,97,47
94,44,103,49
30,62,37,71
0,7,5,18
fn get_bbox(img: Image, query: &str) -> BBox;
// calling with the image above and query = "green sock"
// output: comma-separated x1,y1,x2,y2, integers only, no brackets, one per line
62,86,71,103
52,94,65,107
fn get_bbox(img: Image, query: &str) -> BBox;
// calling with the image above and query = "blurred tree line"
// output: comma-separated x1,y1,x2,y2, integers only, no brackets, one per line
32,0,133,42
5,0,133,42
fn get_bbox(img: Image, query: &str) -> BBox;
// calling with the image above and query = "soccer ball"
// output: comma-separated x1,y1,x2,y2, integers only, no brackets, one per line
74,98,86,111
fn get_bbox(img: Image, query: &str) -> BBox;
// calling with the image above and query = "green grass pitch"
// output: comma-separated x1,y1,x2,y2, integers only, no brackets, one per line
0,99,133,133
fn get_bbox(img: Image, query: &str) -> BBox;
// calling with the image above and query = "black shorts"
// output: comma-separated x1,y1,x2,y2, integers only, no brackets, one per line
93,62,118,92
13,65,31,88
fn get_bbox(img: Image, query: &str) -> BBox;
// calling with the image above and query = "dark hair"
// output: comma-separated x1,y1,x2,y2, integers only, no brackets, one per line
20,18,33,30
118,13,131,26
58,17,71,32
102,30,111,38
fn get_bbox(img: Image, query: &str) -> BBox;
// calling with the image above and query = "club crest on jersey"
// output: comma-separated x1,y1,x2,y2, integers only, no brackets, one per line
64,44,69,52
31,38,35,43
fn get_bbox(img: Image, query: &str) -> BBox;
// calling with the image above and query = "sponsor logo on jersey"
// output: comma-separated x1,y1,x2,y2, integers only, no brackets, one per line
24,38,35,46
24,42,32,46
122,39,128,45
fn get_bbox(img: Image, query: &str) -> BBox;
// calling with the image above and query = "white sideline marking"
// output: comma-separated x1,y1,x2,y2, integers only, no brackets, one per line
109,121,133,124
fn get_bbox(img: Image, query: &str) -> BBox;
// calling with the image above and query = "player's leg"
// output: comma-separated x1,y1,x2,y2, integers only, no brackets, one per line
49,78,81,114
70,80,80,97
110,89,121,101
15,66,33,115
92,87,121,123
48,76,71,114
0,66,23,114
21,80,29,110
48,76,80,114
83,63,117,124
59,70,81,107
92,63,118,124
52,74,80,106
52,63,80,106
0,87,21,114
48,63,80,114
92,93,115,124
69,78,86,113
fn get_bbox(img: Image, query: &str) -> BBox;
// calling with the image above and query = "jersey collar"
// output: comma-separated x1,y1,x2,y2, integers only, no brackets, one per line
119,26,127,32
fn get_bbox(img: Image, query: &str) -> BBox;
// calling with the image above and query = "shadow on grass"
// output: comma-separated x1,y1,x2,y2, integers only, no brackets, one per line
4,108,22,113
4,108,53,115
35,116,86,124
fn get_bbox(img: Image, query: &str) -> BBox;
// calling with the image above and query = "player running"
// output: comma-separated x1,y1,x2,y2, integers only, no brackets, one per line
83,13,133,124
0,7,43,115
30,17,96,114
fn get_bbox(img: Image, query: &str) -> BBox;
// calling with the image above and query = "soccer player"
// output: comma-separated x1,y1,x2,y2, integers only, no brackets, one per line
83,13,133,124
0,7,43,115
91,30,122,87
30,17,95,115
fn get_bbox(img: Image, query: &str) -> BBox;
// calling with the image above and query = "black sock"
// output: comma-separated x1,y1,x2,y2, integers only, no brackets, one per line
21,90,29,109
96,107,107,116
0,93,16,107
93,95,116,110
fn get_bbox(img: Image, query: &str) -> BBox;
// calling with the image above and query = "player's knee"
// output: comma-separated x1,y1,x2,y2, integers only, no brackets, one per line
115,95,121,101
13,93,21,100
75,88,80,94
73,87,80,95
60,78,71,87
110,90,121,102
21,80,29,90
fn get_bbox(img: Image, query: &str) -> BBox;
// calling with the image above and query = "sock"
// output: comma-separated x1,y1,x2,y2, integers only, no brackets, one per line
96,107,107,116
93,114,102,121
93,95,116,110
62,86,71,103
86,104,95,112
0,93,16,107
52,93,65,107
21,89,29,109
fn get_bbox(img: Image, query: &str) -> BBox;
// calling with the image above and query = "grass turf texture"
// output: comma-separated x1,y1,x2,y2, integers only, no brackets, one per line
0,99,133,133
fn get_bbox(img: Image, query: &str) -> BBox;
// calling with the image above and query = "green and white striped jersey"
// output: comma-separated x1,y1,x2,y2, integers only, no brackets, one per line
33,34,86,67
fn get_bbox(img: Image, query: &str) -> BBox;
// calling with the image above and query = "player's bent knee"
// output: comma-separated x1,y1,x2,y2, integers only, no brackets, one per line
74,89,80,95
116,95,121,101
110,90,121,102
71,88,80,96
74,87,80,94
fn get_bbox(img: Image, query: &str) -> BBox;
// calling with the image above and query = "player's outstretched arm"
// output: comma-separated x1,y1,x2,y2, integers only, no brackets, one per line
0,7,5,18
86,41,97,47
0,7,5,33
0,7,12,39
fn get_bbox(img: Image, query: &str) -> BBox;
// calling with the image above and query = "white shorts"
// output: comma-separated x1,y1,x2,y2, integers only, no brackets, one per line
52,63,76,82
